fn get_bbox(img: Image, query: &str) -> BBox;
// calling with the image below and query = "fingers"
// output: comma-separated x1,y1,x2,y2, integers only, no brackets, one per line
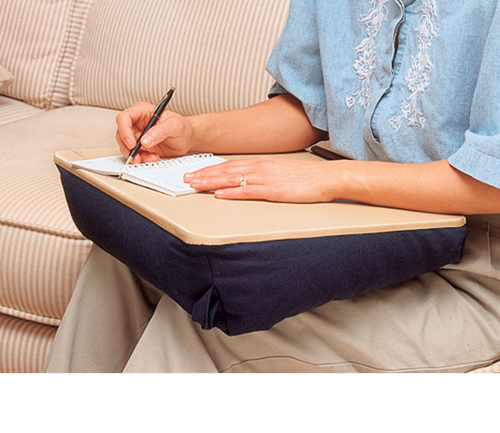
116,102,155,164
116,102,154,151
184,157,336,203
184,159,263,188
184,157,283,201
214,185,277,201
188,171,280,202
187,172,254,191
140,116,186,151
134,150,160,164
185,158,263,180
116,103,190,162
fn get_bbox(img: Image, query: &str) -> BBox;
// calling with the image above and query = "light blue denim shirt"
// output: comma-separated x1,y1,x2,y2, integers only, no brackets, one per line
266,0,500,189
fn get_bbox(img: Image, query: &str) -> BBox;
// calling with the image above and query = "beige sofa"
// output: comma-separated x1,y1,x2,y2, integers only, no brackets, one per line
0,0,290,373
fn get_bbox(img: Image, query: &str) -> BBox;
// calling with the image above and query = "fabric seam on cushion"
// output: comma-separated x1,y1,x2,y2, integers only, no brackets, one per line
38,0,73,109
220,353,500,373
46,0,75,109
0,217,87,240
201,246,230,333
0,305,61,327
68,0,93,105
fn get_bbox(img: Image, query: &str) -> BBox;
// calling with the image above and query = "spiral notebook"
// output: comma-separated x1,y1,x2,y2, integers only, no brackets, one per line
72,153,226,196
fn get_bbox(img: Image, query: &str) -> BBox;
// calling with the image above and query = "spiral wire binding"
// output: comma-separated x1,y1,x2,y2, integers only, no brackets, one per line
123,153,214,173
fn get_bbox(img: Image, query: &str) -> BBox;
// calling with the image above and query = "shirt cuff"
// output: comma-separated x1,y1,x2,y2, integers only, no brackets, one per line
448,130,500,190
268,82,329,132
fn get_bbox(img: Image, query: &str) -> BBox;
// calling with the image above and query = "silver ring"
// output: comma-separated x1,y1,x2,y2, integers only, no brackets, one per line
238,174,247,186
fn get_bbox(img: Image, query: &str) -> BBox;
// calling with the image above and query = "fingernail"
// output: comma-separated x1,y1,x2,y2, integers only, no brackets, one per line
141,135,153,147
214,189,224,197
184,173,194,181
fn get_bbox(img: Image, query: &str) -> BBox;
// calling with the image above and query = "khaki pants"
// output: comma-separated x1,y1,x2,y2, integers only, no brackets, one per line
44,215,500,373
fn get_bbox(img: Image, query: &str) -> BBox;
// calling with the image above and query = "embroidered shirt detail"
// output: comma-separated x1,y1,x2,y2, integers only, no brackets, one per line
389,0,439,131
346,0,390,110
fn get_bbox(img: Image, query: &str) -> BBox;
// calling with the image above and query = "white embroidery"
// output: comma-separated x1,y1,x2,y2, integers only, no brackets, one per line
346,0,390,110
389,0,439,131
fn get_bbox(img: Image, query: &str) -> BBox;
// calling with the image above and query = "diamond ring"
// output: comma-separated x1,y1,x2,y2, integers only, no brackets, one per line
239,174,247,186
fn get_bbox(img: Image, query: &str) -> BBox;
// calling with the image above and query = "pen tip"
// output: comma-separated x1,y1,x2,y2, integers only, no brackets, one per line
125,155,132,165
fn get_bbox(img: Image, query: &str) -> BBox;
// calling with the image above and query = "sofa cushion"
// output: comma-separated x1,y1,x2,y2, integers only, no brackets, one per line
0,96,42,127
70,0,290,114
0,313,56,373
51,0,94,109
0,0,93,109
0,105,119,326
0,65,14,92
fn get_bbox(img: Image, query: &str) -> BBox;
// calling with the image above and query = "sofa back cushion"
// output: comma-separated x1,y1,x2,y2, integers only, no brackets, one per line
70,0,290,115
0,65,14,93
0,0,92,109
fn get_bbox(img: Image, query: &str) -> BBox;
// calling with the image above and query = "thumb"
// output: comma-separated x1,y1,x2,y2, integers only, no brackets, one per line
140,116,186,149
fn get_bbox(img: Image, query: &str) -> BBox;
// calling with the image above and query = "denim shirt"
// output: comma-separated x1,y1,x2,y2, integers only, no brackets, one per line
266,0,500,189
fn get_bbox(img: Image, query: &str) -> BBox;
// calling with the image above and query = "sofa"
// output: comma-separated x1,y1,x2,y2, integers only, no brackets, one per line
0,0,292,373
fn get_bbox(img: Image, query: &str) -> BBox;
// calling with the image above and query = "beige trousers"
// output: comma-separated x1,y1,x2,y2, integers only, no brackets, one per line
44,215,500,373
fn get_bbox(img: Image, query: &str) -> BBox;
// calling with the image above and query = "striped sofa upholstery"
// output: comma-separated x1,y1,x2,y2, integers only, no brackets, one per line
0,65,13,93
0,95,41,127
0,0,93,109
70,0,289,115
0,0,290,372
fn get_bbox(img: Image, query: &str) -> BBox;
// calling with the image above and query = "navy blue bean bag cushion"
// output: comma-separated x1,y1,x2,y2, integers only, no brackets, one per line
58,167,466,335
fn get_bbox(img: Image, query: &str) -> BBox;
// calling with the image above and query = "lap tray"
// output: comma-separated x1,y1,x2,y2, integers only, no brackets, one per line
55,149,467,335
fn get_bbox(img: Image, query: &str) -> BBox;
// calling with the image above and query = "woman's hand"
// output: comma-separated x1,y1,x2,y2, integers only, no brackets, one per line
116,102,196,164
184,157,339,203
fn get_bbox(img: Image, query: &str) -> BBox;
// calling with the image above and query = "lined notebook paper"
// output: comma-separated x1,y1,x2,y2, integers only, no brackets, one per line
72,153,226,196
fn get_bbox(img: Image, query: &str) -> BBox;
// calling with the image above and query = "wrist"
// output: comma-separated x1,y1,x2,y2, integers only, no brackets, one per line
328,160,369,202
188,113,214,153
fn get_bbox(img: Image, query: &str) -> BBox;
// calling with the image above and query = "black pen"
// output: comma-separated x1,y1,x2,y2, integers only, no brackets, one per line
126,87,175,165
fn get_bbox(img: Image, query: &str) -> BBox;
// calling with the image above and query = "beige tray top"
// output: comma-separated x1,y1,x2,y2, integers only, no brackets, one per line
55,148,466,245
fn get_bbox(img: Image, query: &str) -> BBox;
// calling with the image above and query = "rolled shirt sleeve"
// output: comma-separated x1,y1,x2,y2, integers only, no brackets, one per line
265,0,329,131
448,4,500,190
